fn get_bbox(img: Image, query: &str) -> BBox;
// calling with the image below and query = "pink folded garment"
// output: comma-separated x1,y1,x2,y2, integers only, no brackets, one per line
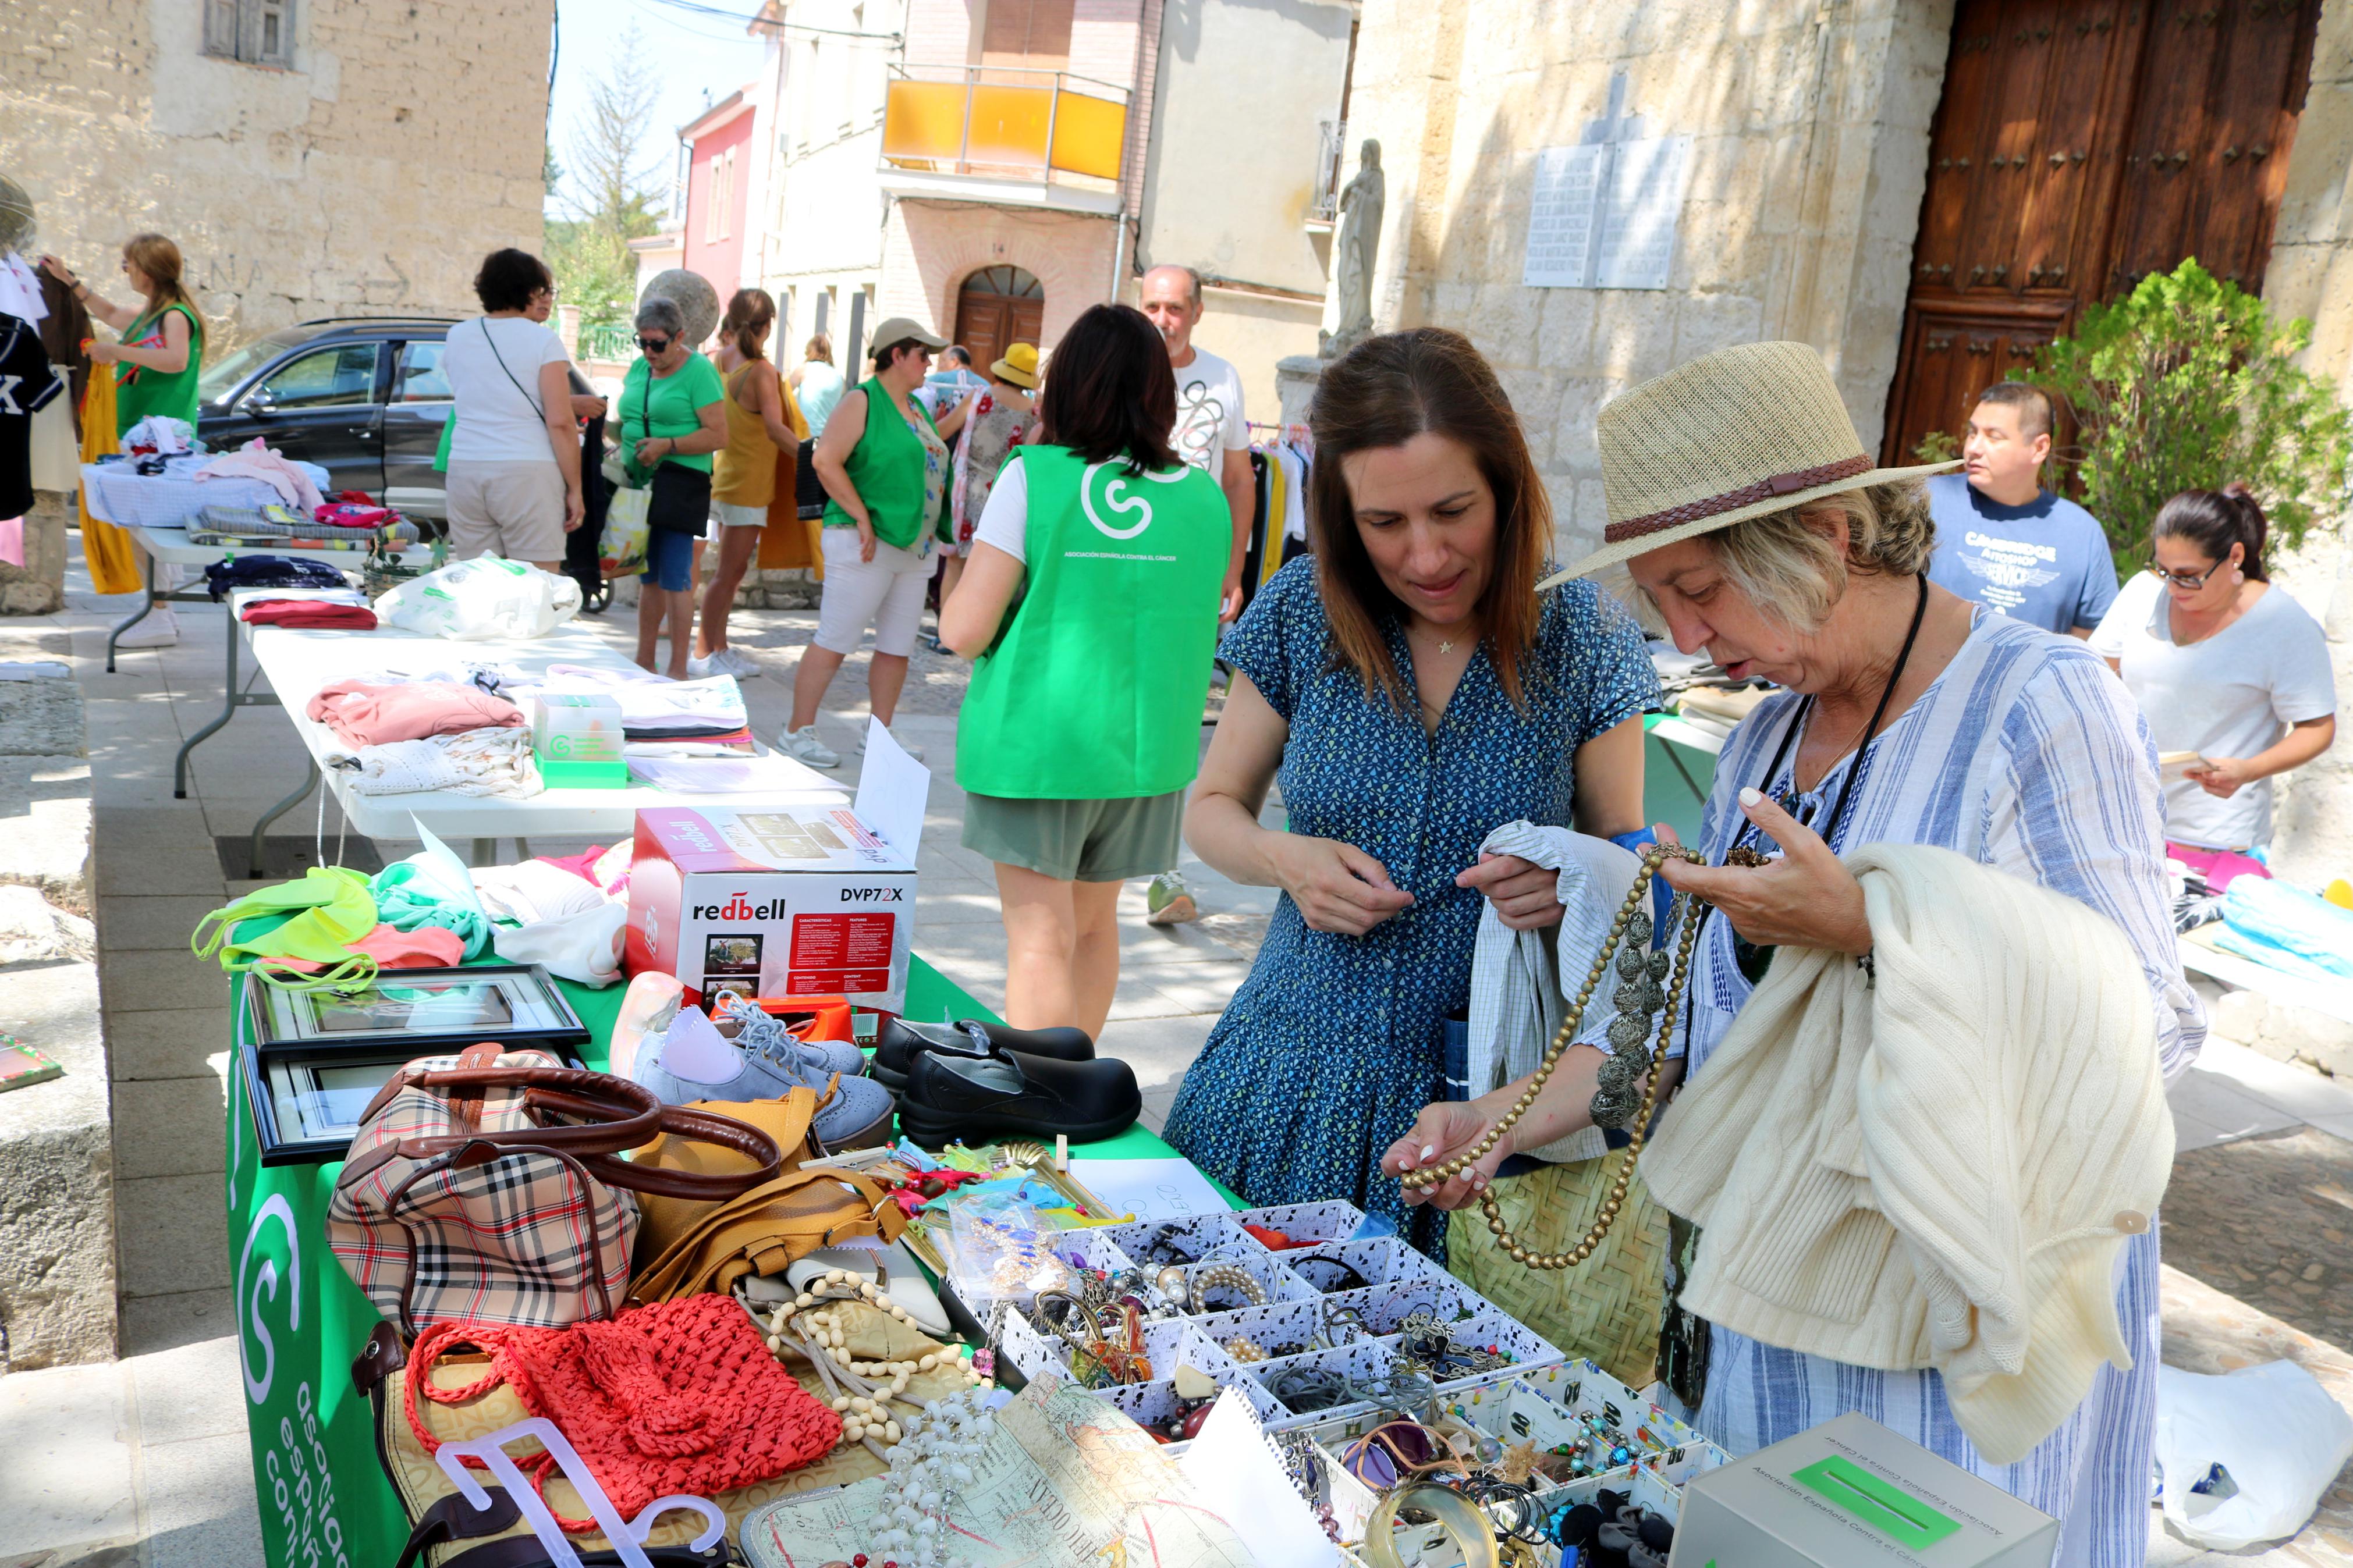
192,438,326,512
269,922,463,972
305,678,524,748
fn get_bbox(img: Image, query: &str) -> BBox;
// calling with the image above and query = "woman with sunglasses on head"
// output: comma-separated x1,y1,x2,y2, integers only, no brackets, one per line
1386,342,2201,1566
2089,485,2337,890
617,296,727,678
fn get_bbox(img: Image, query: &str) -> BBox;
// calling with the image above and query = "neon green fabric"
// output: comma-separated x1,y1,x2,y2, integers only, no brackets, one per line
824,376,940,549
369,862,494,959
955,445,1230,799
190,867,379,991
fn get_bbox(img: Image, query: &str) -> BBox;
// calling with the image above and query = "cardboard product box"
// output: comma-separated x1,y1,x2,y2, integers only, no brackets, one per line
626,801,918,1009
1670,1413,2059,1568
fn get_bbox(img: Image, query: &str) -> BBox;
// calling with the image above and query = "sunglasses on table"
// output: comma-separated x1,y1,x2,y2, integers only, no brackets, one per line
2145,558,2227,589
637,336,673,354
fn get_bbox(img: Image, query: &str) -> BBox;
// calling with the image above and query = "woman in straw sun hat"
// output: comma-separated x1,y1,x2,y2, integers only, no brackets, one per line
1384,340,2201,1562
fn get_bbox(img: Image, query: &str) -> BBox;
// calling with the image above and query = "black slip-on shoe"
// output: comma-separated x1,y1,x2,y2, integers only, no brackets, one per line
897,1046,1140,1149
870,1016,1095,1093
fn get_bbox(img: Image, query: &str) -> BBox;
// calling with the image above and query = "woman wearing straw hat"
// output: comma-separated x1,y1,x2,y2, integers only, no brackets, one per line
934,341,1039,632
1385,340,2202,1560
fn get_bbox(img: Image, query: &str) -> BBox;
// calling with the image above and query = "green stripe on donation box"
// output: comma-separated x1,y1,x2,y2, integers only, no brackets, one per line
1790,1455,1964,1551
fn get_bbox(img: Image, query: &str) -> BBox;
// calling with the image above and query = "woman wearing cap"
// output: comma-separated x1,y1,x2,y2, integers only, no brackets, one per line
784,318,967,767
1162,329,1658,1255
936,341,1039,623
1385,342,2199,1559
939,306,1225,1037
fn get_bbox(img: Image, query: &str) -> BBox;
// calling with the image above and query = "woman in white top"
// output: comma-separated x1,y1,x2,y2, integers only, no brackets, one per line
2091,484,2338,890
441,249,587,569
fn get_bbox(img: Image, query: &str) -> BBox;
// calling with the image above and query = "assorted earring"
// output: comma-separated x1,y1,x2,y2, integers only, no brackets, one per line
745,1268,988,1460
1394,1310,1515,1379
1400,844,1762,1272
1277,1431,1343,1544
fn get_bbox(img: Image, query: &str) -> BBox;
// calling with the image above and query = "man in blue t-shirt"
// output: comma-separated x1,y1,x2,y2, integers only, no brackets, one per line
1925,382,2118,637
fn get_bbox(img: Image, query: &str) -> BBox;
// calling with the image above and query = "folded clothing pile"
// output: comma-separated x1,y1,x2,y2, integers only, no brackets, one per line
325,726,541,799
204,554,350,602
239,589,377,630
193,436,326,511
306,676,525,747
524,664,752,751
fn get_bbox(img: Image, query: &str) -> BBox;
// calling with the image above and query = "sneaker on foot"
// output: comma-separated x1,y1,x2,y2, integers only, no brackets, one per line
855,727,924,763
116,608,180,649
779,724,841,769
687,652,723,678
717,646,762,677
1146,870,1199,925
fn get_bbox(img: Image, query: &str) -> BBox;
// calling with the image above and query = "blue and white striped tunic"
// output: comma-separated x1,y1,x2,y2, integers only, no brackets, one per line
1670,610,2203,1567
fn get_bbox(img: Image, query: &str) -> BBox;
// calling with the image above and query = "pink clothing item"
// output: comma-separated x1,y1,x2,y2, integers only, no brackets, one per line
0,516,22,568
272,922,464,972
2169,840,2271,893
536,840,632,896
535,844,608,886
193,437,326,512
306,678,524,747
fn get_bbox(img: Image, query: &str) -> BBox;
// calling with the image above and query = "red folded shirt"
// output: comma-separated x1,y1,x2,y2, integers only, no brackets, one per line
240,598,379,630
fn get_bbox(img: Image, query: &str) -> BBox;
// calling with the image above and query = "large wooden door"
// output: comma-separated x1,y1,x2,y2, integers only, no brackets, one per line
952,265,1046,369
1881,0,2319,465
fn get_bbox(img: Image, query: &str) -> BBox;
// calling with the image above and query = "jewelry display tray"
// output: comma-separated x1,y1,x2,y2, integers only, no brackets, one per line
992,1201,1567,1434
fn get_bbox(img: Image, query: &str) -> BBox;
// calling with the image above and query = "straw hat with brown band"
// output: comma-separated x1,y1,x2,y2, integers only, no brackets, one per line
1541,339,1958,586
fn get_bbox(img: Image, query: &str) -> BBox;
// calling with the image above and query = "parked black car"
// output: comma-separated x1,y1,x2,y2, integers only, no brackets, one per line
194,317,597,521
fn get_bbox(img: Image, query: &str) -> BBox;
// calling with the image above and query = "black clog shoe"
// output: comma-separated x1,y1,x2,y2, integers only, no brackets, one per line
897,1046,1139,1149
870,1016,1094,1093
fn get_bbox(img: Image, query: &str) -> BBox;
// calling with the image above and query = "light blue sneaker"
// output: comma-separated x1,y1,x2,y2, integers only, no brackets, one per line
711,991,865,1080
633,1005,896,1150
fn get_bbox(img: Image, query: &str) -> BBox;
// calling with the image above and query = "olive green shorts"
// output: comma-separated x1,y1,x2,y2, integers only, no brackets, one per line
960,788,1187,883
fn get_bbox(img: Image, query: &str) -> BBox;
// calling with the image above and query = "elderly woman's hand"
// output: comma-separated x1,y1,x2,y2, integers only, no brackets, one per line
632,435,670,468
1657,789,1872,955
1381,1100,1512,1210
1456,852,1565,930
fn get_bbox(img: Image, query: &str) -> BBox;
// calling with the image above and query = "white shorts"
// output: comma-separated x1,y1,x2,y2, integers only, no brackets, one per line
813,527,934,658
708,501,768,534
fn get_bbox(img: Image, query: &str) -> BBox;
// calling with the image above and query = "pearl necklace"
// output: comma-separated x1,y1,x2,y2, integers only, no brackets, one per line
863,1387,999,1568
748,1268,989,1459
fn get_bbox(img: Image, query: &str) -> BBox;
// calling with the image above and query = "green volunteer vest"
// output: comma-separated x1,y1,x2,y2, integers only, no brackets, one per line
823,376,938,549
956,445,1230,799
113,303,204,435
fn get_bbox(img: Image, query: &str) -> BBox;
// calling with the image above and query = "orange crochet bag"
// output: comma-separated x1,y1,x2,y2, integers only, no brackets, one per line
403,1293,839,1533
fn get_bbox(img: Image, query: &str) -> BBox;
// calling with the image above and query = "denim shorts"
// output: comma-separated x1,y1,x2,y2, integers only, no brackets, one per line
640,525,698,591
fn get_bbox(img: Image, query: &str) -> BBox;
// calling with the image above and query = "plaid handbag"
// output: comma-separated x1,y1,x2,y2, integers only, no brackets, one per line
328,1046,783,1335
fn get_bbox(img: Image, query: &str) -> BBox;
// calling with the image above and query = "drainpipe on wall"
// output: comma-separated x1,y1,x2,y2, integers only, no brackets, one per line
1109,212,1128,304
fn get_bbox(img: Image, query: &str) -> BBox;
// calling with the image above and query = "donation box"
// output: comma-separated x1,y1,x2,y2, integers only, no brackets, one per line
626,802,918,1011
1670,1413,2059,1568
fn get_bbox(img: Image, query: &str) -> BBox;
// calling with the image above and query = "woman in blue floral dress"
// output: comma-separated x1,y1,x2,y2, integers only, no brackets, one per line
1164,330,1657,1253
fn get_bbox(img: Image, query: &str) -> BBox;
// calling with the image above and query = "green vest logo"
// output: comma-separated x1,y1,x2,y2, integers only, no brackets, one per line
1080,460,1191,540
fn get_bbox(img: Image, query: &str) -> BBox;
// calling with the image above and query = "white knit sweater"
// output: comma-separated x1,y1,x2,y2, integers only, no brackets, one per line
1638,842,2174,1465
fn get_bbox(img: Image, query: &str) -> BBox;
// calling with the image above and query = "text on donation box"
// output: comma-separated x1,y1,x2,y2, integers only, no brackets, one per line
626,803,918,1009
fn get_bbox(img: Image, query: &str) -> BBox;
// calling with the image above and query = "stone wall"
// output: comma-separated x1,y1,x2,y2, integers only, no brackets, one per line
882,201,1119,347
1342,0,1954,556
1,0,554,351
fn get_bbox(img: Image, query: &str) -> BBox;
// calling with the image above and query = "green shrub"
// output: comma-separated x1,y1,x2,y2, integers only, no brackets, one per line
2024,259,2351,575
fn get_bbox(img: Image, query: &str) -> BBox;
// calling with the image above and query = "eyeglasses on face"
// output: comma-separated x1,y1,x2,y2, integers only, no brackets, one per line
2145,557,2226,590
637,336,672,354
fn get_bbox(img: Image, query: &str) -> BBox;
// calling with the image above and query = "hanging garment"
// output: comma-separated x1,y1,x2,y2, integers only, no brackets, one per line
29,376,79,493
0,316,62,518
1638,842,2173,1465
75,349,141,595
36,268,90,426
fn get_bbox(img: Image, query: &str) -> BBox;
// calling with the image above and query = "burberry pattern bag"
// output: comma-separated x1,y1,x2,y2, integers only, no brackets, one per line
329,1046,783,1335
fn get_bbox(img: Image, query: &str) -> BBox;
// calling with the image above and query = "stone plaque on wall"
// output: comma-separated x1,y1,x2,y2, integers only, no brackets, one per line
1523,134,1691,290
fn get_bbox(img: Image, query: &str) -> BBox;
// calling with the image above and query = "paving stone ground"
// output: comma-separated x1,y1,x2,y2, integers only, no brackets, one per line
2163,1127,2353,1354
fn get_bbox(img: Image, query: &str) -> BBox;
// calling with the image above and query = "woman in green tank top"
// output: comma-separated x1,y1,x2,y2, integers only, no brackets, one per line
936,304,1231,1040
41,233,205,435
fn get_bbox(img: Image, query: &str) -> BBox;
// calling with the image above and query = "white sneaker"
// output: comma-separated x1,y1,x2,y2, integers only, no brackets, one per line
851,727,924,763
718,647,762,677
686,652,722,679
116,607,180,649
779,724,841,768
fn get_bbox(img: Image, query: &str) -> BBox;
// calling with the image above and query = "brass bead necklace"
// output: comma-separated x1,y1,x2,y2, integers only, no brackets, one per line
1399,841,1762,1271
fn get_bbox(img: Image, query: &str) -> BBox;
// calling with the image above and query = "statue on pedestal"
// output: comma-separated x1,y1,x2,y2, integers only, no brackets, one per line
1320,138,1384,358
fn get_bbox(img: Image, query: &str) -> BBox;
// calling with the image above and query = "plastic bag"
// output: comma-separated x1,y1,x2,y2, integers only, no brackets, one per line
2156,1361,2353,1549
600,485,650,579
374,558,581,641
945,1194,1070,1306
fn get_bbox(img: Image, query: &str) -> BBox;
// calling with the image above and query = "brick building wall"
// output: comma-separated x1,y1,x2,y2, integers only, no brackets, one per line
1,0,553,351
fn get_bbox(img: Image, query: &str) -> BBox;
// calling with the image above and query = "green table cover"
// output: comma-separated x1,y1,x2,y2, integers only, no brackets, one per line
223,955,1222,1568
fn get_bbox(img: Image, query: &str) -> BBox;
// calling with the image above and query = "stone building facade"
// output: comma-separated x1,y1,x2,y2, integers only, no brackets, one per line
2,0,554,347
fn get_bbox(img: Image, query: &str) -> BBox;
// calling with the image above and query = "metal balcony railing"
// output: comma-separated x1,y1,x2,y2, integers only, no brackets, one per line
578,321,635,363
1309,118,1347,223
881,65,1130,189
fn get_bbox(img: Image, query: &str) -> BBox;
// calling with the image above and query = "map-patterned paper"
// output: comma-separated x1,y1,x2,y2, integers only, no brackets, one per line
739,1378,1260,1568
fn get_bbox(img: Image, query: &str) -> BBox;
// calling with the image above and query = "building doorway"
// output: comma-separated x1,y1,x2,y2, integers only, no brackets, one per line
1880,0,2320,466
953,266,1046,372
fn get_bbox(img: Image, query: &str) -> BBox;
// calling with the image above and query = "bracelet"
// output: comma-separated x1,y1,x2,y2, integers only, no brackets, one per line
1292,1256,1371,1295
1362,1483,1501,1568
1187,1263,1267,1315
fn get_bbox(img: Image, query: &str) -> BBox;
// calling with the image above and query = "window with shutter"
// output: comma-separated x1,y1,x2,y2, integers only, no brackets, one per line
254,0,293,67
202,0,241,58
204,0,296,65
